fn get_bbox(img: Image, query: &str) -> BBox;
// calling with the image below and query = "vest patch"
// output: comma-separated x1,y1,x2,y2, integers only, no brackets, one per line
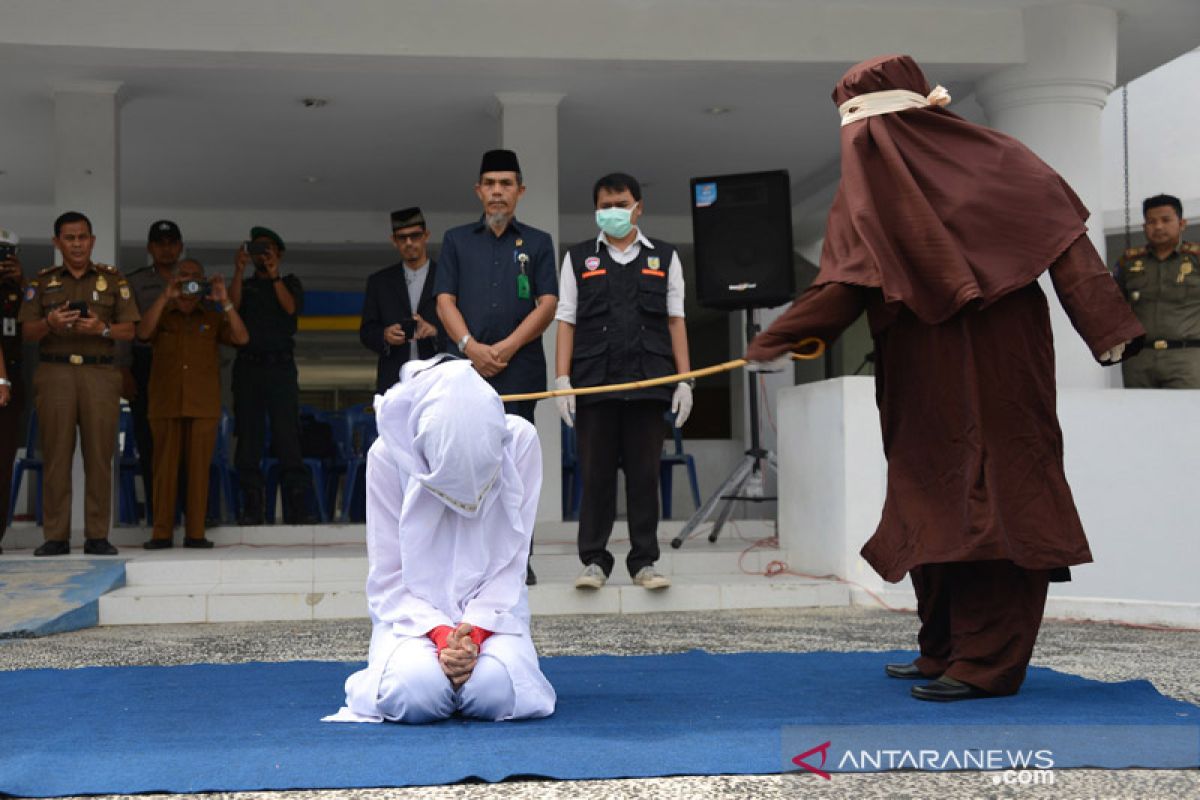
582,269,607,279
641,269,665,277
585,257,601,269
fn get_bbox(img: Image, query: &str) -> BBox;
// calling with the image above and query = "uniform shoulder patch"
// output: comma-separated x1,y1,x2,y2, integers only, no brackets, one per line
1180,241,1199,255
37,266,58,276
94,263,119,274
1122,246,1144,259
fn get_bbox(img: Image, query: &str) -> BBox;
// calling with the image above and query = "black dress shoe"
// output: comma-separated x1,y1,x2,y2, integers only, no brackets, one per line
83,539,119,556
143,538,174,550
34,540,70,556
885,661,934,679
525,564,537,586
183,537,215,549
911,676,995,702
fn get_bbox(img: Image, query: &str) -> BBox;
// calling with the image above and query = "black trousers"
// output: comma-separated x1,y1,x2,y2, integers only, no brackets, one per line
910,560,1051,696
575,399,667,577
503,399,536,424
130,346,155,519
232,359,307,495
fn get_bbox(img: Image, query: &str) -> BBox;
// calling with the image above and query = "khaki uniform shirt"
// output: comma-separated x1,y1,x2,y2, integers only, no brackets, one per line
1115,241,1200,343
147,303,239,420
116,265,172,366
17,263,140,357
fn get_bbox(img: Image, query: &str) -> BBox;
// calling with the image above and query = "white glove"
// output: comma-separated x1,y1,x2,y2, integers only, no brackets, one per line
1099,341,1127,364
554,375,575,427
671,382,693,428
745,355,791,373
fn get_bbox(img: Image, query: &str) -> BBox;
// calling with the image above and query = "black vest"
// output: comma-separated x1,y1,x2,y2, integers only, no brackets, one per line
568,238,676,404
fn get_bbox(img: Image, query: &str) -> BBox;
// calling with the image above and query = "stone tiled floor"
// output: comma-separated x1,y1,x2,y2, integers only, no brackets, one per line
1,606,1197,799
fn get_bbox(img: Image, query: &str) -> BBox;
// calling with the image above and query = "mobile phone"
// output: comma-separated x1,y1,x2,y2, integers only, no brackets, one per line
400,318,418,339
66,300,90,317
246,241,271,257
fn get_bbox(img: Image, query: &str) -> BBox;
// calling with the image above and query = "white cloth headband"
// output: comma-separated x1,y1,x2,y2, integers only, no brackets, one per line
838,85,951,126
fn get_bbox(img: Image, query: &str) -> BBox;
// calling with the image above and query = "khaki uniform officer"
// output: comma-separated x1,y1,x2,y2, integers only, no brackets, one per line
18,211,139,556
140,259,248,549
1115,194,1200,388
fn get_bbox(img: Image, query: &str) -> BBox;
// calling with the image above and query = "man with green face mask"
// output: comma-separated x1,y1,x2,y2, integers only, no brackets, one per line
554,172,692,592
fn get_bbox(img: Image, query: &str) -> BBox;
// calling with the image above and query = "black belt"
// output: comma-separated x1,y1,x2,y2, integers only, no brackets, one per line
237,351,294,365
41,354,114,365
1150,339,1200,351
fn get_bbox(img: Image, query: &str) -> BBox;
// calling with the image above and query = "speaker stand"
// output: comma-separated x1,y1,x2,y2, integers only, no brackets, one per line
671,310,776,549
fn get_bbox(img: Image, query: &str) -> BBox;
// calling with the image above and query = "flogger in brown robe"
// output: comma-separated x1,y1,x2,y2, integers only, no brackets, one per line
748,54,1144,700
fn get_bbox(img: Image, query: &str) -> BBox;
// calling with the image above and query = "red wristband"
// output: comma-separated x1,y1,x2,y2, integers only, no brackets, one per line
427,625,455,653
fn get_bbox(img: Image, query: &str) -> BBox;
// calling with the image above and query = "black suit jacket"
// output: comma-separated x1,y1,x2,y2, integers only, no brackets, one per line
359,260,448,394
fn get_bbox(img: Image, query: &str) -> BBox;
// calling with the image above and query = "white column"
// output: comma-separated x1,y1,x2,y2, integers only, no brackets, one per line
496,92,564,521
53,82,122,263
976,4,1117,389
53,81,123,538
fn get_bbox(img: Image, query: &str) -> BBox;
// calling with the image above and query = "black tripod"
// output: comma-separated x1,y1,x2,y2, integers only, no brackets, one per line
671,310,776,549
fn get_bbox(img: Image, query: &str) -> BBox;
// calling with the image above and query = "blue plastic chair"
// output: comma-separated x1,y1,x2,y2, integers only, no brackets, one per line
117,405,143,524
9,410,44,525
560,422,583,520
207,408,237,524
659,412,701,519
263,419,330,523
319,410,351,518
338,408,377,523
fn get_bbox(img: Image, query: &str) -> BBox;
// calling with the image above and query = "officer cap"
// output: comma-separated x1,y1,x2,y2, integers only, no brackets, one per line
390,207,426,230
249,226,286,252
479,149,521,177
147,219,182,242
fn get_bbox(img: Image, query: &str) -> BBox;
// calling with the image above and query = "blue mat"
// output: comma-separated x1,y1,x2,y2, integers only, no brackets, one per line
0,650,1196,797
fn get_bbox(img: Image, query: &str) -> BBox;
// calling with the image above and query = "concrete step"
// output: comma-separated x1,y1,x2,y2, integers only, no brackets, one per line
114,541,785,588
99,571,850,625
2,518,775,551
83,518,845,625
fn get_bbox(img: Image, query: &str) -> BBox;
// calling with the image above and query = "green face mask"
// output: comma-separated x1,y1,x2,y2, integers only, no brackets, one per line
595,205,636,238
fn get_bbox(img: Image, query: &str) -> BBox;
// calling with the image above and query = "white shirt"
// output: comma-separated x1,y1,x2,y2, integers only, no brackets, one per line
403,260,430,361
555,229,686,324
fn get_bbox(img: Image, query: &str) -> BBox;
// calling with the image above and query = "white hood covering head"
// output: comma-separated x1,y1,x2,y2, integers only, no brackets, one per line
387,356,508,518
367,355,541,638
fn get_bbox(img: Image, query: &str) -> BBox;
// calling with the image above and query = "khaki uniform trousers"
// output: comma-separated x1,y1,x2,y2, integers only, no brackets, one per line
1121,348,1200,389
149,417,218,541
33,363,122,542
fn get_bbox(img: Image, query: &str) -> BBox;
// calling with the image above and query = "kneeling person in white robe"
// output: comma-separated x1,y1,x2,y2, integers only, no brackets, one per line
325,356,556,723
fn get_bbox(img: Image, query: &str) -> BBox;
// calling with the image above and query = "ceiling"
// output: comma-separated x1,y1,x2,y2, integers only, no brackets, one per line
0,0,1196,239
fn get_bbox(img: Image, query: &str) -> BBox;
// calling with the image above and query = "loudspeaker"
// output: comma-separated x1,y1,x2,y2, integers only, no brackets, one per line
690,169,795,310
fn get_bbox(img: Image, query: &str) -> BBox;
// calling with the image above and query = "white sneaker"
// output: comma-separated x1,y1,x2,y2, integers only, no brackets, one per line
574,563,607,590
632,566,671,590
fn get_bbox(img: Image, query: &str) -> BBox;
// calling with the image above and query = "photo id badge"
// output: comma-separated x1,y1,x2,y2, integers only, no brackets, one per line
2,318,14,337
517,273,531,300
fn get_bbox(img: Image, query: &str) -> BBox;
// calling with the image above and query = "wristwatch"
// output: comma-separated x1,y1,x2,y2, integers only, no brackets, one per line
222,302,235,312
101,324,111,338
0,378,11,387
457,334,472,353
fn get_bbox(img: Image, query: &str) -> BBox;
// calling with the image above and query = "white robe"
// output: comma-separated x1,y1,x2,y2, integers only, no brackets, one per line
325,358,556,724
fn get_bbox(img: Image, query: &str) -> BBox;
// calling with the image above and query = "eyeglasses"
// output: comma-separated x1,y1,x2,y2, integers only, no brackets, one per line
392,231,425,243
